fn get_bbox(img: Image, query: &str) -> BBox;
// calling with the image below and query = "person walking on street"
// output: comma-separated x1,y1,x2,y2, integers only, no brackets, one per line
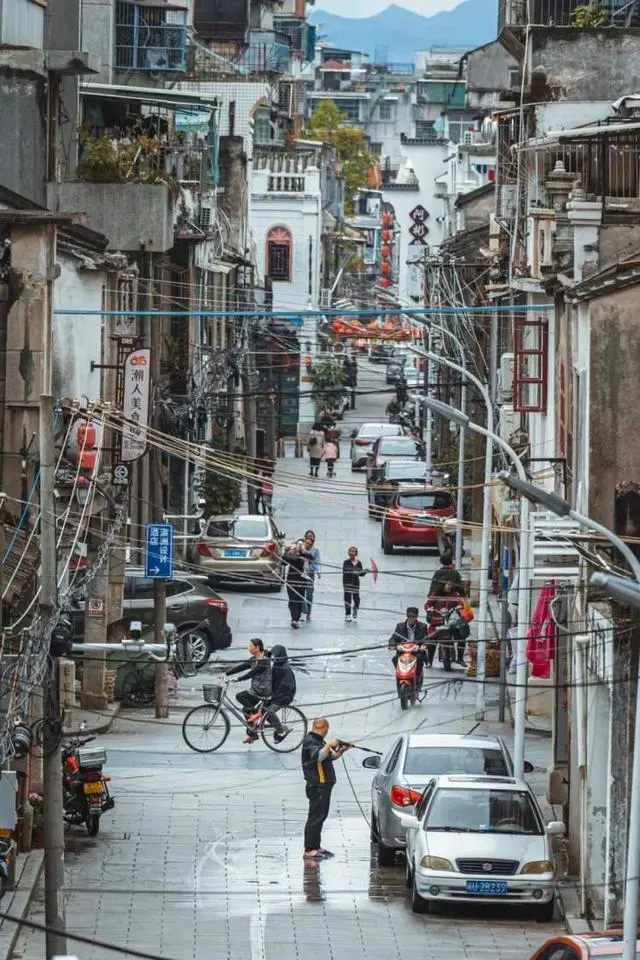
301,717,351,859
323,439,338,478
266,644,296,743
307,423,325,478
224,638,272,743
283,540,313,628
302,530,321,620
259,472,274,515
342,546,366,622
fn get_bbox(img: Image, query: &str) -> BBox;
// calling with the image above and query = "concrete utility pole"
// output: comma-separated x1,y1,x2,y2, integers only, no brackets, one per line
243,340,258,514
81,559,108,710
40,391,67,959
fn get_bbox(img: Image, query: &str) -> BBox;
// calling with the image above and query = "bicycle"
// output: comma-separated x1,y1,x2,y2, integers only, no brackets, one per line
181,677,307,754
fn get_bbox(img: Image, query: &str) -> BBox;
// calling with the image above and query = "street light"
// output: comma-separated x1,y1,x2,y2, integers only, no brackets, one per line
500,474,640,960
423,397,531,775
411,348,493,720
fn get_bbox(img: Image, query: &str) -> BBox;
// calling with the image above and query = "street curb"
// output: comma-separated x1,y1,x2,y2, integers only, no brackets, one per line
64,701,121,737
558,881,591,935
0,849,44,960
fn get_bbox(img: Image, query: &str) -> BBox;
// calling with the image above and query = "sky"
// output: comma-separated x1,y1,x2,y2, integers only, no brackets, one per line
313,0,460,15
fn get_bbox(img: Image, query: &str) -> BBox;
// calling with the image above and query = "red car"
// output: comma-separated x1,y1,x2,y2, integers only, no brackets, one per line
528,932,638,960
381,487,456,554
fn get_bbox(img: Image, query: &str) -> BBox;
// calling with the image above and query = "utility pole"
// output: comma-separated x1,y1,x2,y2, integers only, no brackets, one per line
40,391,67,958
243,327,258,514
149,310,168,720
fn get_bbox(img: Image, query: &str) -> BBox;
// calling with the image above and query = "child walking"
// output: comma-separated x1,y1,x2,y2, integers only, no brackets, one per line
323,439,338,478
342,546,367,622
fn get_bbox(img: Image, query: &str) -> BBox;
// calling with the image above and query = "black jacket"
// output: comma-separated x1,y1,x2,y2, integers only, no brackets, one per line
301,731,336,786
270,644,296,704
388,619,429,650
342,559,366,592
283,549,312,586
428,567,463,597
227,655,272,698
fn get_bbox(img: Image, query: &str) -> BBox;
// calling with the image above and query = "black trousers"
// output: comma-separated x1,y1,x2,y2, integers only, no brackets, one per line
344,590,360,615
236,690,261,719
287,584,305,623
304,784,333,851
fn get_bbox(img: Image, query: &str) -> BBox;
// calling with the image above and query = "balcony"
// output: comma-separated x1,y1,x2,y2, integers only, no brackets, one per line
498,0,639,29
273,15,316,61
193,0,249,43
115,1,187,73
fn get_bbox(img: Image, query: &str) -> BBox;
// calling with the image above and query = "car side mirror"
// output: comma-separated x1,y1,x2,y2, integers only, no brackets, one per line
546,820,565,837
524,760,534,774
398,813,420,831
362,755,381,770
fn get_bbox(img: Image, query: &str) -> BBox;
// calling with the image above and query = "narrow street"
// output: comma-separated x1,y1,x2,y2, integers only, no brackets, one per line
15,362,563,960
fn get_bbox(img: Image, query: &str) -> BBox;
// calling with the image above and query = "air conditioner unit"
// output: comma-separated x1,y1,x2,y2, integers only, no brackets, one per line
498,352,514,402
530,213,555,278
498,403,518,443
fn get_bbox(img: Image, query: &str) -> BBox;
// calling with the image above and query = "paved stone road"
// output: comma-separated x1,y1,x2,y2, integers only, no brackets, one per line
14,361,563,960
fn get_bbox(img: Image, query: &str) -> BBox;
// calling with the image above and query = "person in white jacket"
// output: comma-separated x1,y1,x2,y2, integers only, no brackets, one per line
307,423,325,477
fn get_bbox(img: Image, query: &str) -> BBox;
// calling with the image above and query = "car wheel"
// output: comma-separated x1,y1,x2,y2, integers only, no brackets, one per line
411,879,430,914
535,897,556,922
377,842,396,867
383,537,394,555
184,629,211,669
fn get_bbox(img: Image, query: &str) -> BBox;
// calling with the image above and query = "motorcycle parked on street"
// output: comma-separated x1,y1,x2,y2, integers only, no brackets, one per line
62,735,114,836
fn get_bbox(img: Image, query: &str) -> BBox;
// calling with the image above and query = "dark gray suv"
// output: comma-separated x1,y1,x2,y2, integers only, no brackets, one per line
70,567,232,668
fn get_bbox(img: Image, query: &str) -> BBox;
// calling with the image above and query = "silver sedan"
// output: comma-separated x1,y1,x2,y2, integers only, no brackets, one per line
350,422,405,471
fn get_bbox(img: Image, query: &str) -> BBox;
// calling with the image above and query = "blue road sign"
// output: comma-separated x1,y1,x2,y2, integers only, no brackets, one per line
145,523,173,579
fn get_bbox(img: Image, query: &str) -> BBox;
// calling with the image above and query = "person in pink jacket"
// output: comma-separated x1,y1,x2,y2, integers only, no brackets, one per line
322,440,338,478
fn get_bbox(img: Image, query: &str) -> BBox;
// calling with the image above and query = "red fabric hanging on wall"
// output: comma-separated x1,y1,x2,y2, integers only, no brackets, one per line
526,580,556,679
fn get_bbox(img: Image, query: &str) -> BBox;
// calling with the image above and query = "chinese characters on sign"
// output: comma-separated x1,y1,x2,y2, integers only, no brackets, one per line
122,349,151,462
145,523,173,579
409,204,429,246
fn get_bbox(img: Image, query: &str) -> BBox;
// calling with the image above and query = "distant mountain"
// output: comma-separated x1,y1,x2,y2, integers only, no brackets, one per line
309,1,497,62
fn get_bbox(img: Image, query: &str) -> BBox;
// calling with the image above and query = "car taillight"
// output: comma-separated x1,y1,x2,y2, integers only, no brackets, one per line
206,599,228,613
260,540,277,557
389,785,422,808
355,439,370,446
196,542,212,557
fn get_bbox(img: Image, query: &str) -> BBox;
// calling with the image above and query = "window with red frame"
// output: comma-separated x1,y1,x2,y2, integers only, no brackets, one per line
266,226,292,282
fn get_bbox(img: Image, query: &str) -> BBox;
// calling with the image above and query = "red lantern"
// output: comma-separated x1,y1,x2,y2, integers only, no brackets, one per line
381,229,392,243
380,261,391,276
381,245,391,260
379,277,391,288
382,211,392,228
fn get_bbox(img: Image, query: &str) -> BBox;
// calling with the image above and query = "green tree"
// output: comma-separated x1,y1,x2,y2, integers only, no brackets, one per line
194,466,241,517
310,358,348,411
305,101,373,214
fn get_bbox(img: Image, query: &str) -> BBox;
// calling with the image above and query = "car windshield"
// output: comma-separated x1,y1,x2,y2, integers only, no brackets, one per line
360,424,400,439
387,466,426,481
404,747,509,777
425,788,543,835
207,517,270,540
379,439,418,456
397,493,455,509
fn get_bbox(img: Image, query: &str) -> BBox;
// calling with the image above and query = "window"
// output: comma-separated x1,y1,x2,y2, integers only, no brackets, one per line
403,747,508,778
383,740,403,774
379,101,395,121
266,226,292,282
115,1,187,72
337,99,361,123
425,788,543,835
206,517,270,540
397,492,455,510
378,439,420,456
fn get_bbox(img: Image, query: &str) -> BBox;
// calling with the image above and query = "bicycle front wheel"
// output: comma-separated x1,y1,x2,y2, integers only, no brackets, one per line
182,704,230,753
260,705,307,754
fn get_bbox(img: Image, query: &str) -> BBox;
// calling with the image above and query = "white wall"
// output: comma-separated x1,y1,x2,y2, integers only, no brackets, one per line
382,140,450,303
52,257,104,401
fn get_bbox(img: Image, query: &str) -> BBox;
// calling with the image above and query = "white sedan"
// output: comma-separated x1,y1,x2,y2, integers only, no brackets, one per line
401,775,564,920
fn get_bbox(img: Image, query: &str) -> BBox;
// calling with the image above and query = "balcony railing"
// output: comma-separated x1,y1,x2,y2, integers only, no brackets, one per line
188,39,291,78
115,1,187,72
77,131,207,186
499,0,638,28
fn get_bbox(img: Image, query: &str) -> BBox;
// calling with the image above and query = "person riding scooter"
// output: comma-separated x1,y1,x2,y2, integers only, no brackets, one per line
425,579,466,665
388,606,431,679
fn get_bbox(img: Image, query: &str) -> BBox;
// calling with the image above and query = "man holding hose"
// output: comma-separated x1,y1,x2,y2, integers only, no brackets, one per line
301,717,351,859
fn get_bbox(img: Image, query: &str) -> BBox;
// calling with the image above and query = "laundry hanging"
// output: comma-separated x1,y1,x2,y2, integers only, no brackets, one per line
526,579,556,679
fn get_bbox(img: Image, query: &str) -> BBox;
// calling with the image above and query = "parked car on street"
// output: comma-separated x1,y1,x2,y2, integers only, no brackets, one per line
369,344,393,363
381,487,457,553
70,567,232,668
386,349,408,385
402,775,563,918
193,514,286,590
350,422,406,471
367,460,428,518
363,733,519,865
365,435,423,486
528,933,639,960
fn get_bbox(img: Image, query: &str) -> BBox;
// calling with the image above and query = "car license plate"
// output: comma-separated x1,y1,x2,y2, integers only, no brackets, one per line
224,549,249,558
466,880,508,896
83,782,103,795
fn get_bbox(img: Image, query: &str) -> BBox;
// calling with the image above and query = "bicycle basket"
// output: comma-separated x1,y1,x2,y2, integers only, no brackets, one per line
203,684,223,704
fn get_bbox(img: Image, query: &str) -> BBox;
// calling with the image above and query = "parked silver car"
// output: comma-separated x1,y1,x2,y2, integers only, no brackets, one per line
402,775,564,918
350,422,405,471
362,733,532,865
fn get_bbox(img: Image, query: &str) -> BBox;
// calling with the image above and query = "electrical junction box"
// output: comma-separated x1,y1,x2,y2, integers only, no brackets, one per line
0,773,17,831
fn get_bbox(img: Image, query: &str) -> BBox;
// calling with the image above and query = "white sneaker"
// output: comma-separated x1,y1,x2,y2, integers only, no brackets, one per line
345,615,352,622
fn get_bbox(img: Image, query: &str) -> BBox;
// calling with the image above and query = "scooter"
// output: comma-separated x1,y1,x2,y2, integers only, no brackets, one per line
393,640,424,710
427,606,471,673
62,735,115,836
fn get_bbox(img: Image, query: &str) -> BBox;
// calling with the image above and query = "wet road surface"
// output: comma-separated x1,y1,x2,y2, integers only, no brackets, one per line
13,361,563,960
